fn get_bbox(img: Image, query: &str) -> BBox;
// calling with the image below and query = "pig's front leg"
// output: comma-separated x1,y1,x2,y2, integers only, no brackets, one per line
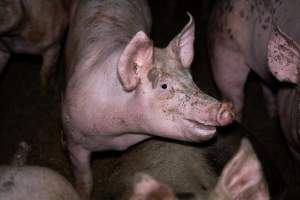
0,42,10,74
40,44,61,92
68,144,92,200
211,47,250,122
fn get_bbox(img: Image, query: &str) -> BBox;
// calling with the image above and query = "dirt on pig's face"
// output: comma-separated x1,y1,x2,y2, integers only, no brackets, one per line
136,48,234,142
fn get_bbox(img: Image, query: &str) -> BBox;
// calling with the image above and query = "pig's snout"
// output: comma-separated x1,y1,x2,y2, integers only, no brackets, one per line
216,101,235,126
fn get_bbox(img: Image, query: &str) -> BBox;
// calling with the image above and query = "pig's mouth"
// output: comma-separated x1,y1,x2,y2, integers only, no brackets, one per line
184,119,216,135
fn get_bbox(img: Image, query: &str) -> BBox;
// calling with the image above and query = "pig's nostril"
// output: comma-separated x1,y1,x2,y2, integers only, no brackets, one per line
218,110,233,125
217,103,235,126
222,110,230,120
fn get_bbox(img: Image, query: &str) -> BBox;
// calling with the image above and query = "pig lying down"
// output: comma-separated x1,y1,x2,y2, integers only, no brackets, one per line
62,0,235,199
130,139,270,200
267,26,300,162
0,0,71,89
0,142,80,200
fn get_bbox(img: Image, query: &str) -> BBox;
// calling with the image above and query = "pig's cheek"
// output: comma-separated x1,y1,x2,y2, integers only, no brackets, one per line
161,101,183,122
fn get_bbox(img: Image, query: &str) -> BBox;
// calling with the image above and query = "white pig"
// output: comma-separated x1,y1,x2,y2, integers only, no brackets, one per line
63,0,235,199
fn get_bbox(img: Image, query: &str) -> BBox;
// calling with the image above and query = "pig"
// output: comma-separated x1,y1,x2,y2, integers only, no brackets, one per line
266,26,300,162
0,141,80,200
94,122,285,200
130,138,270,200
62,0,235,199
208,0,300,121
0,0,72,89
0,166,80,200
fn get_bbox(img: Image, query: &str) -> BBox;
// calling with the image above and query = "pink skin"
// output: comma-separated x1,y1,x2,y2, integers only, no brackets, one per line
267,27,300,163
208,0,300,121
130,139,270,200
63,0,235,199
0,0,72,90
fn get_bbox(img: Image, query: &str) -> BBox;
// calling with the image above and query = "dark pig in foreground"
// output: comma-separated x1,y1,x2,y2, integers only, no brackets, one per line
0,142,80,200
62,0,235,199
0,0,72,89
208,0,300,121
130,139,270,200
95,123,284,200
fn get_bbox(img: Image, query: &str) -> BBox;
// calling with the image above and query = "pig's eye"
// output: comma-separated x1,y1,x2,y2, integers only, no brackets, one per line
161,84,168,89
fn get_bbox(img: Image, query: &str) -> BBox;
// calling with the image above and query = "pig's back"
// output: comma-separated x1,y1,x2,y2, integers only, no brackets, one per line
65,0,151,76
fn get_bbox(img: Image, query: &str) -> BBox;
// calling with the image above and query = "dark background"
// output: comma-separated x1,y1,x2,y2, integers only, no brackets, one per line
0,0,299,199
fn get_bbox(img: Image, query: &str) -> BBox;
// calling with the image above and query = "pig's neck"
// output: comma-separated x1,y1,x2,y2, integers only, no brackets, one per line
89,47,150,134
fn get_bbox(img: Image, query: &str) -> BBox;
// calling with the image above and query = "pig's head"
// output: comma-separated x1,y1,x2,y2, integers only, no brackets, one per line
267,26,300,84
129,139,270,200
118,13,235,142
0,0,24,33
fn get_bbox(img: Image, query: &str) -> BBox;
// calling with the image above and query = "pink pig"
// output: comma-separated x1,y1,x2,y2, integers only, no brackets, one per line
208,0,300,121
62,0,235,199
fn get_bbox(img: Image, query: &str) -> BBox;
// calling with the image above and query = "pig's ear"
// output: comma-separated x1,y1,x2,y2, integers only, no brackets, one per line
211,139,270,200
267,26,300,84
167,12,195,68
130,173,175,200
118,31,153,91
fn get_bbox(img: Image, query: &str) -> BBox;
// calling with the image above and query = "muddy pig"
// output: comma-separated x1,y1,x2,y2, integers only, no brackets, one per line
208,0,300,121
0,141,80,200
265,26,300,163
62,0,235,199
130,138,270,200
0,0,72,89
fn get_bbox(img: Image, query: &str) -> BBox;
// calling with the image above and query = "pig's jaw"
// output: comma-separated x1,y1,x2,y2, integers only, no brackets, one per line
182,118,217,141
